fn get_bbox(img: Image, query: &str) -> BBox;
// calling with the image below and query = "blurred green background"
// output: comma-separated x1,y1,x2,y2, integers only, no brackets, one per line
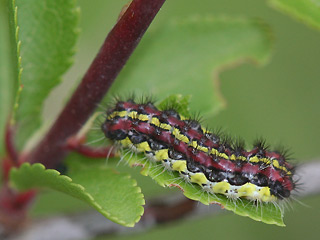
40,0,320,239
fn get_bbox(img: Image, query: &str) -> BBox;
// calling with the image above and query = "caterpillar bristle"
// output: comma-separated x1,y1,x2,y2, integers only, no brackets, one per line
274,145,293,161
233,138,246,154
139,95,157,105
189,111,204,126
253,138,269,151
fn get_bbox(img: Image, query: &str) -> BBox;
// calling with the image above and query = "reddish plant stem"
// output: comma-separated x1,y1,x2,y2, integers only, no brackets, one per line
0,185,36,233
66,136,115,159
67,144,115,159
1,124,19,182
1,125,36,232
26,0,166,168
144,199,196,223
5,124,18,166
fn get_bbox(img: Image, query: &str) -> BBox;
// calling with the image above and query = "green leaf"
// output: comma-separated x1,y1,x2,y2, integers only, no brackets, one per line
157,94,192,118
124,153,285,226
269,0,320,30
10,162,145,227
109,17,272,115
13,0,80,149
0,0,18,156
66,157,145,227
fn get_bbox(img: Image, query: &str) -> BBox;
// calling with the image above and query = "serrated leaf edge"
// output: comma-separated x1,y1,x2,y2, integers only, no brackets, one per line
127,157,284,226
10,163,143,227
13,0,80,150
9,0,22,123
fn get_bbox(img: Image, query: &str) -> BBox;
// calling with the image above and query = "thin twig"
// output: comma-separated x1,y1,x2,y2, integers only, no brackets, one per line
26,0,166,168
65,136,115,159
5,124,18,166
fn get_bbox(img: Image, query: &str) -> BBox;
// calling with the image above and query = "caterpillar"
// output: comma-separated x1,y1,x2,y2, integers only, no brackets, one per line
101,99,295,202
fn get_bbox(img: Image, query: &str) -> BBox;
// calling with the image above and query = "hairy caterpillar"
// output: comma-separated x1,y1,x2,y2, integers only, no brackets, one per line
101,99,295,202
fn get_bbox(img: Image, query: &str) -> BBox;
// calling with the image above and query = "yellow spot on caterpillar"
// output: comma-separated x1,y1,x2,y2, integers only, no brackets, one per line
198,146,208,152
120,137,132,148
271,159,291,174
107,112,115,119
151,117,160,126
154,149,169,161
219,152,228,160
108,110,128,119
231,155,247,161
190,141,197,148
118,111,128,118
172,128,189,143
136,141,151,152
190,172,208,186
172,160,187,172
281,167,287,172
258,187,272,202
159,123,172,131
272,159,280,168
249,156,271,165
172,128,179,136
249,156,260,163
238,183,256,197
262,158,271,165
210,148,218,156
237,156,247,161
213,181,230,194
138,114,149,121
128,111,138,119
188,141,208,152
179,134,189,143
